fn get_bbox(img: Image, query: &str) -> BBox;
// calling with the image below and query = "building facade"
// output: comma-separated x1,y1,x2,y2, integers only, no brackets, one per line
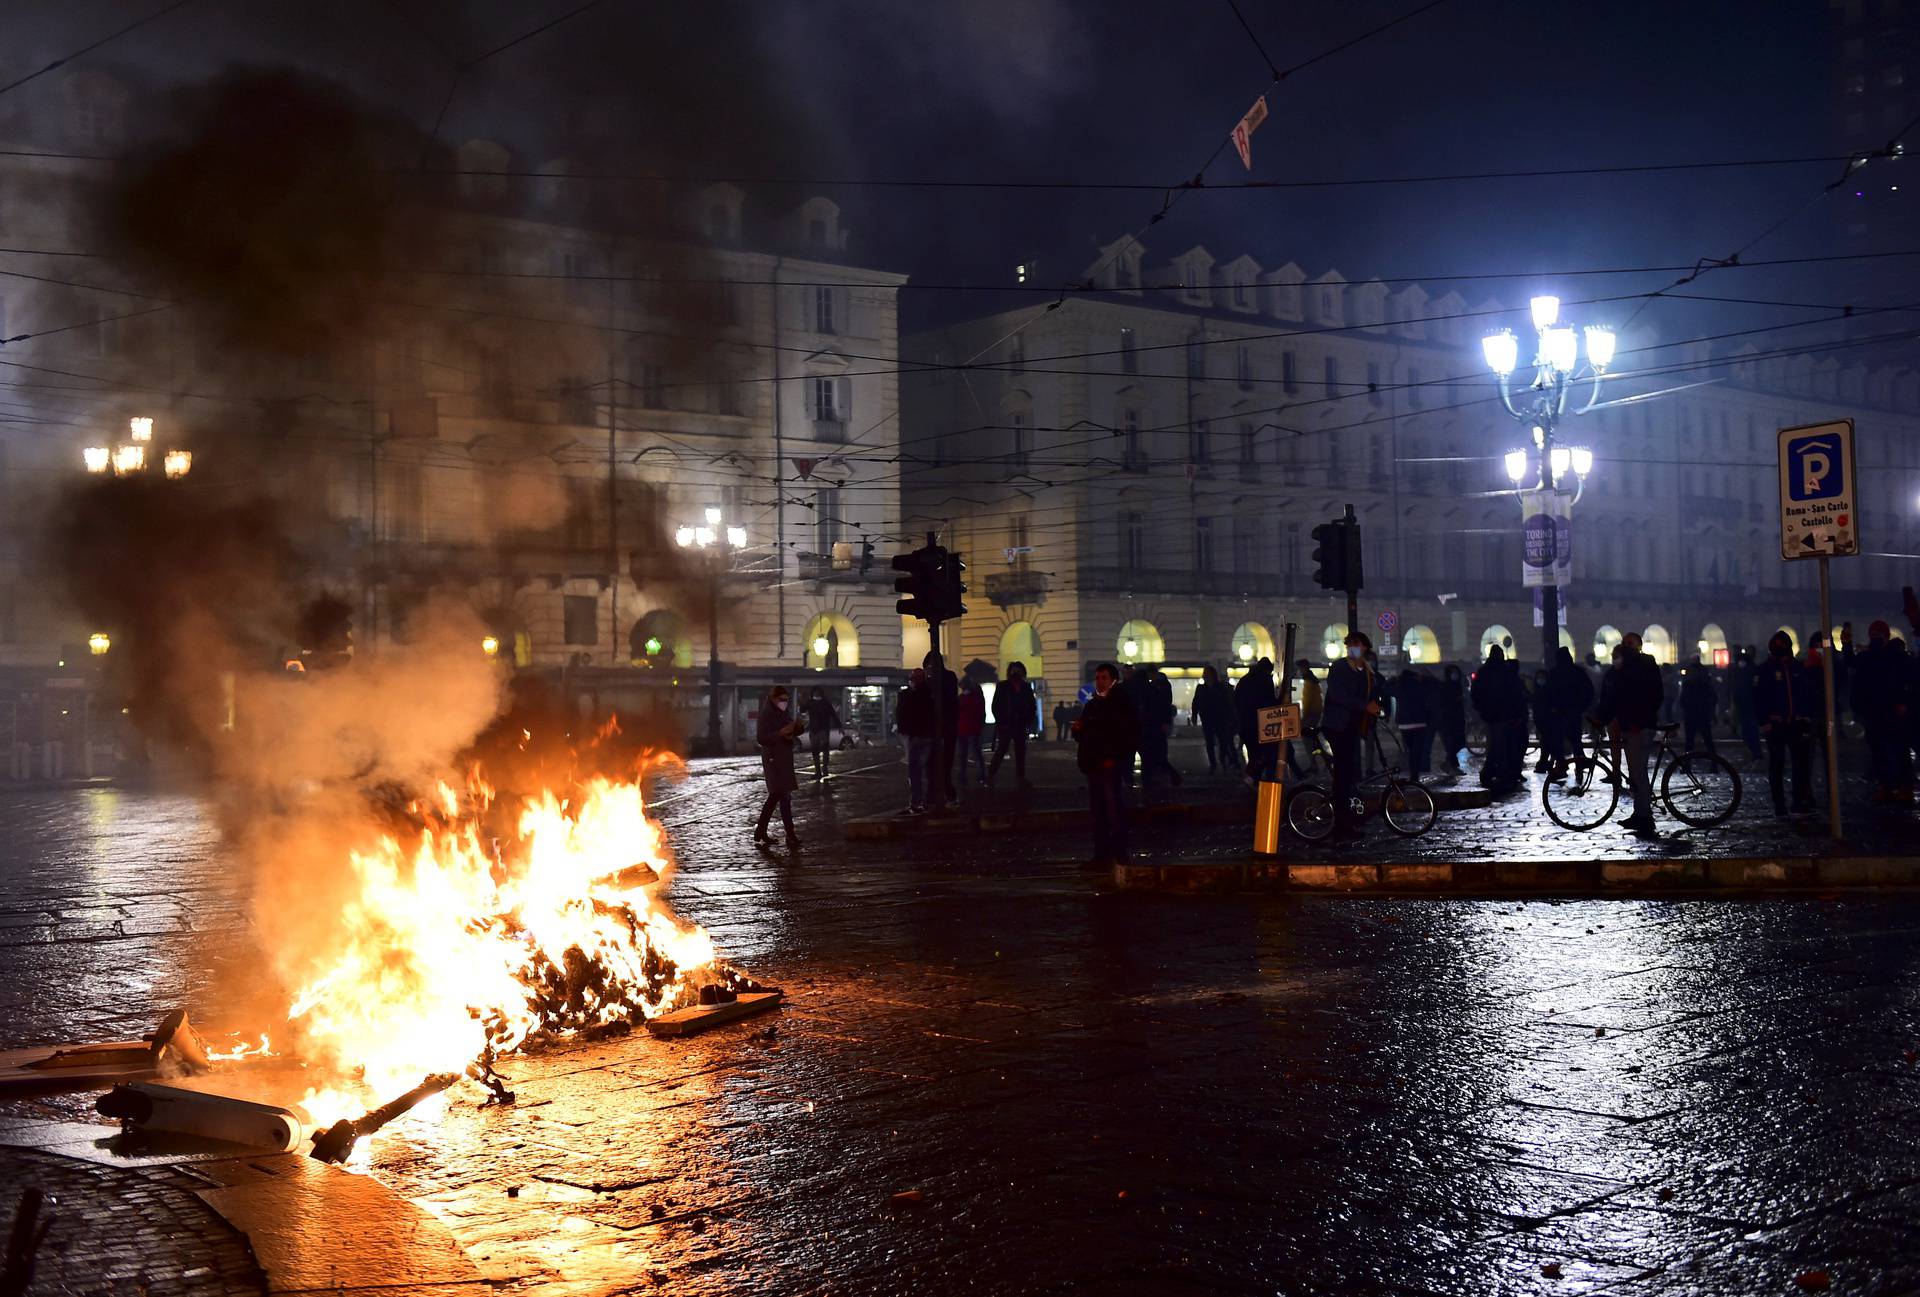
901,238,1920,713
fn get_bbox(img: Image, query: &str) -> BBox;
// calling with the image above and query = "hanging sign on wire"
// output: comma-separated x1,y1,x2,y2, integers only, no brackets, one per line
1230,95,1269,170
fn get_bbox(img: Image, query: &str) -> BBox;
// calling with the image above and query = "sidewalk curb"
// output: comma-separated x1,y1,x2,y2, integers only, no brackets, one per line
1109,854,1920,895
844,786,1491,840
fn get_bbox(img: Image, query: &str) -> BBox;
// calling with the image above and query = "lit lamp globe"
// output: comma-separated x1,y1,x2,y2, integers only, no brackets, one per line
1570,447,1595,478
1122,637,1139,660
1481,329,1519,376
1549,446,1573,478
1237,642,1254,663
644,636,664,657
1541,325,1578,374
480,635,500,658
82,446,110,474
89,633,111,656
1504,449,1530,485
812,635,831,660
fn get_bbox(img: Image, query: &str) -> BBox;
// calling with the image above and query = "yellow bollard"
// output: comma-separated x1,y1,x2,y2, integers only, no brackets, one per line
1254,777,1284,855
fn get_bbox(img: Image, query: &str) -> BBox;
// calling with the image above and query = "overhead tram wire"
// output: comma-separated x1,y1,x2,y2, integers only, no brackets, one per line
0,0,197,100
1620,107,1920,333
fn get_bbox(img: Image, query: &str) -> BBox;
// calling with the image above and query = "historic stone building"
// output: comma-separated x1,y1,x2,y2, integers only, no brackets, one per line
900,237,1920,716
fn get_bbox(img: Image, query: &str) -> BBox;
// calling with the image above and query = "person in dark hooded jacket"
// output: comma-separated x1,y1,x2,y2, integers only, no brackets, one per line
1541,646,1595,776
1434,664,1468,775
1395,667,1433,781
1851,620,1914,801
1755,630,1814,816
1471,645,1526,790
1235,657,1278,781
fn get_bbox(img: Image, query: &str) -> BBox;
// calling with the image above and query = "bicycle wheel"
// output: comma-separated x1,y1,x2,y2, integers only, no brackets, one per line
1543,755,1618,830
1662,751,1742,827
1382,780,1437,836
1287,786,1335,841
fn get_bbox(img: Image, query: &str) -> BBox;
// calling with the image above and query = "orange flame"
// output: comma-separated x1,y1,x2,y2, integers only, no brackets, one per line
286,763,716,1102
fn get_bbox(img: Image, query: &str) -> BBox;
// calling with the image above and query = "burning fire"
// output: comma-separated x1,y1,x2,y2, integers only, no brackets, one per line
284,762,721,1108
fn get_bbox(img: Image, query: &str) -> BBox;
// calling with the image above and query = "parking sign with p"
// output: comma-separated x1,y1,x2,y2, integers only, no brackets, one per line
1778,419,1858,560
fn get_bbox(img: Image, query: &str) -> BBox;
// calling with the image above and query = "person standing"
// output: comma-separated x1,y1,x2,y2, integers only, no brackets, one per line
924,650,959,807
1755,630,1815,817
1731,646,1764,760
1235,657,1278,782
1192,664,1238,775
989,661,1038,788
753,686,804,848
1616,632,1665,834
1322,632,1383,840
1053,701,1071,741
804,686,840,783
1542,647,1594,777
1395,666,1433,782
895,669,935,815
1680,657,1718,757
1471,646,1525,792
1435,664,1468,776
955,678,988,790
1073,662,1139,866
1851,621,1913,801
1133,667,1181,791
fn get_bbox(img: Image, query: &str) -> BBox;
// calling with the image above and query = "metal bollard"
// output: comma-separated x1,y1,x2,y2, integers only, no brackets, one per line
1253,776,1284,855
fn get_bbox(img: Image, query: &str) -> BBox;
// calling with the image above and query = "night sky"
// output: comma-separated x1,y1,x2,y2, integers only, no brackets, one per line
6,1,1895,346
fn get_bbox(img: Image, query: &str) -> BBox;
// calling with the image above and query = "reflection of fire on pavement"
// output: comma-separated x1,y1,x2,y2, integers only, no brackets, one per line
13,756,778,1162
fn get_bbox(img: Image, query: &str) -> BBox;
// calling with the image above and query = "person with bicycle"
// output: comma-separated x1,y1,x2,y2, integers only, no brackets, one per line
1616,631,1665,835
1324,631,1383,842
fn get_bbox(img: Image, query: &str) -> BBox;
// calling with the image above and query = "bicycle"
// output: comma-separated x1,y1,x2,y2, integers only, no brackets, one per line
1541,722,1742,831
1286,763,1437,840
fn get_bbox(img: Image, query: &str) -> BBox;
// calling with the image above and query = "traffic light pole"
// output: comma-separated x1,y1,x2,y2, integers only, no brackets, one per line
1343,503,1360,639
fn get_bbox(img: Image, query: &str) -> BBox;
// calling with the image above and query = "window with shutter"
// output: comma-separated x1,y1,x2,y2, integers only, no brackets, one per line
814,286,836,334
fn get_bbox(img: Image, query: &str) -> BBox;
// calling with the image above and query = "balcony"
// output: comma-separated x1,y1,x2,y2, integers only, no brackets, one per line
811,417,847,443
984,567,1050,607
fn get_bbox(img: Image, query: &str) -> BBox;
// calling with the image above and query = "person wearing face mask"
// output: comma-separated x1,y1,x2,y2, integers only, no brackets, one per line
1851,620,1914,802
754,685,805,849
1322,631,1383,842
1755,631,1814,817
1072,662,1139,865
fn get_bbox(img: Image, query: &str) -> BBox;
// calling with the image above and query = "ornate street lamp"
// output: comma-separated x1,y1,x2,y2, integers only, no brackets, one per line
1483,295,1611,663
677,505,748,755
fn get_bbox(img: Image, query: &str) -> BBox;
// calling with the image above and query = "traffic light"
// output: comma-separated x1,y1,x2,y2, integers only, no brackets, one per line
1310,517,1364,594
939,550,967,621
892,539,946,621
1310,521,1346,592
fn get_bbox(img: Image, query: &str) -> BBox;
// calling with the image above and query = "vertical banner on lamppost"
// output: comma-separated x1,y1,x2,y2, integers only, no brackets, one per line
1519,490,1572,588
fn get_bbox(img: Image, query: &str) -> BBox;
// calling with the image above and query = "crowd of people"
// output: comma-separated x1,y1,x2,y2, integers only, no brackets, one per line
748,596,1919,857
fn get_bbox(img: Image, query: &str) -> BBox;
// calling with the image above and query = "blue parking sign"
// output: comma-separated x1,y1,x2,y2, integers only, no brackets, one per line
1777,419,1857,559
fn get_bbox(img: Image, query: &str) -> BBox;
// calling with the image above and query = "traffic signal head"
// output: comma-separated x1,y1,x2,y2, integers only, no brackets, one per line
939,550,967,621
893,542,946,620
1310,521,1345,592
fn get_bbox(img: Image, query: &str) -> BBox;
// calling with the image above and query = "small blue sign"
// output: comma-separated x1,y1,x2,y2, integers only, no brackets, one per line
1077,683,1095,704
1785,433,1844,501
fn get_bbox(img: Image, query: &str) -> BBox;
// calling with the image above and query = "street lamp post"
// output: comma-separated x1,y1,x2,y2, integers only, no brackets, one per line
676,506,749,756
1483,297,1611,664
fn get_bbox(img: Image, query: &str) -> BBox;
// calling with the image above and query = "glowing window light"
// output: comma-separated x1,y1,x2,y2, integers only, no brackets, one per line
163,449,192,479
112,444,145,475
83,446,110,473
129,416,153,442
726,526,747,548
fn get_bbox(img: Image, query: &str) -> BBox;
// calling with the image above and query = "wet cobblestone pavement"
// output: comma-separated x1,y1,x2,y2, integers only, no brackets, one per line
3,746,1919,1295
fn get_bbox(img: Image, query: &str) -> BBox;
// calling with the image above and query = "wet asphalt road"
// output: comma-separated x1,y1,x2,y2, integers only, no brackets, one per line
2,762,1919,1296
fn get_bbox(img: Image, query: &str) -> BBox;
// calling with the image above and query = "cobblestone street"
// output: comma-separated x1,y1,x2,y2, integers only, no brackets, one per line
3,750,1919,1295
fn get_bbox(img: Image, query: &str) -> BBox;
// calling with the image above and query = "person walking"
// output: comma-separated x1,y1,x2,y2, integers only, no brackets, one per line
895,669,935,815
989,661,1038,788
1756,630,1815,817
804,686,840,783
956,679,988,790
1680,657,1718,757
1073,662,1139,866
1435,664,1468,776
1731,646,1764,760
1395,666,1433,782
753,686,804,848
1292,659,1324,779
1192,664,1238,774
1235,657,1279,782
1323,631,1383,841
1542,647,1594,778
1053,701,1071,741
1851,620,1914,802
1616,631,1665,834
924,651,959,807
1132,666,1181,791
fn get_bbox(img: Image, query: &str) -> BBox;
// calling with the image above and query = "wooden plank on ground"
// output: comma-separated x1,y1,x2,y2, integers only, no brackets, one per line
645,991,783,1038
